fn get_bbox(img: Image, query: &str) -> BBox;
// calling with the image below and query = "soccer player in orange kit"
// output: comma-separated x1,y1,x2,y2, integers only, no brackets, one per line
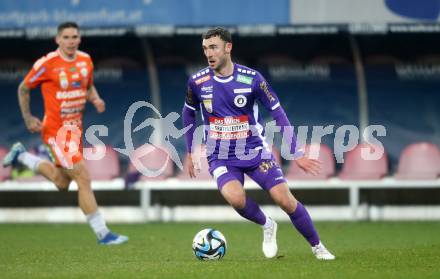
3,22,128,245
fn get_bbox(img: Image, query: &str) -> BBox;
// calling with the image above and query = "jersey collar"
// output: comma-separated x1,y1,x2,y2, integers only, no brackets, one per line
212,63,235,83
57,48,77,62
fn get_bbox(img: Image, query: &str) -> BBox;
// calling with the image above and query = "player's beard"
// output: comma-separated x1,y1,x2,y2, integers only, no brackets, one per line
213,56,227,74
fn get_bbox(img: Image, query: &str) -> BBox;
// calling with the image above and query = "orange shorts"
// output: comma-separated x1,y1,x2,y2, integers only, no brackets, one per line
43,125,83,169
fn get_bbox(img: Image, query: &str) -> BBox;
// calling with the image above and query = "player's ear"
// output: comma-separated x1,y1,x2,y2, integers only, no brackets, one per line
225,42,232,54
55,35,60,45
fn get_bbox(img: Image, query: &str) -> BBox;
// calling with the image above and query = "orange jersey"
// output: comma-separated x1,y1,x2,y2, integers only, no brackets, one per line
23,49,93,168
23,49,93,142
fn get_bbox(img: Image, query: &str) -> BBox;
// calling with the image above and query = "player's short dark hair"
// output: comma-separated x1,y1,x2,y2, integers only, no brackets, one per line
203,27,232,43
57,22,79,34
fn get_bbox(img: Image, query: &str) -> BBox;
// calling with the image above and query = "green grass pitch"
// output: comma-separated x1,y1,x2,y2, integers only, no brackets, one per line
1,222,439,279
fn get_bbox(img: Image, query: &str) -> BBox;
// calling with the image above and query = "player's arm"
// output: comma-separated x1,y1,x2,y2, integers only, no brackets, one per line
17,81,42,133
270,106,320,175
255,75,320,175
182,83,200,178
87,84,105,113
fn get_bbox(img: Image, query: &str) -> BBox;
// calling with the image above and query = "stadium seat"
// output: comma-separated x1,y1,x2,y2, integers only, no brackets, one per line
338,143,388,180
310,55,350,64
0,146,11,181
395,142,440,180
84,145,120,180
286,144,335,180
257,54,300,66
177,144,211,180
127,144,174,181
95,57,142,69
364,55,402,65
416,54,440,64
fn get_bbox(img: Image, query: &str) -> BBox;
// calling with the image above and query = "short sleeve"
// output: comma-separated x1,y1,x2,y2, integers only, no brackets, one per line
23,56,49,89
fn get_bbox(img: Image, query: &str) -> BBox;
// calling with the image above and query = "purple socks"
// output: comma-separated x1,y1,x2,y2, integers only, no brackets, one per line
234,197,266,225
288,202,320,246
234,198,320,247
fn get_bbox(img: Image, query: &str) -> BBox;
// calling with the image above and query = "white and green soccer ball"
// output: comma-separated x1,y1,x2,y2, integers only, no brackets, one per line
192,228,227,261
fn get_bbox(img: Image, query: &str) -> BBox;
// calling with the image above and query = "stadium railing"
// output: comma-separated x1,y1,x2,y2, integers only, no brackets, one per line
1,177,439,222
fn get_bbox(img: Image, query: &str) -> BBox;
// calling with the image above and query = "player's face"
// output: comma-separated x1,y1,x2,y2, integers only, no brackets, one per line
56,27,81,58
202,36,232,72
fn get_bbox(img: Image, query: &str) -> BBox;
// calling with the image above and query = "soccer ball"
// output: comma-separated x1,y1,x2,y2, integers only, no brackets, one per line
192,228,227,260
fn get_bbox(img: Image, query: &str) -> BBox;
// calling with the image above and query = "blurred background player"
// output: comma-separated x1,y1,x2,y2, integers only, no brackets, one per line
183,27,335,260
2,22,128,245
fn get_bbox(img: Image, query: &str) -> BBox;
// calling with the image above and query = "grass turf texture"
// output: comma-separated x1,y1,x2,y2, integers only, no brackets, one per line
1,222,439,279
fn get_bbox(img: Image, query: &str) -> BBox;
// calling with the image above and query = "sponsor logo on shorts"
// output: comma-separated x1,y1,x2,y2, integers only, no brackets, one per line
213,166,228,180
259,160,276,173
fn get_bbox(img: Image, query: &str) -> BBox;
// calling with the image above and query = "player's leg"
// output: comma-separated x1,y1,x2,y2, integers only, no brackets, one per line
62,160,128,245
2,142,71,190
210,162,268,226
220,178,277,258
268,183,335,260
245,158,283,258
37,161,71,191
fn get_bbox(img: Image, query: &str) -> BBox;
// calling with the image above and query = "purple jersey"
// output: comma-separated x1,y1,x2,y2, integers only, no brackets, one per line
185,64,281,161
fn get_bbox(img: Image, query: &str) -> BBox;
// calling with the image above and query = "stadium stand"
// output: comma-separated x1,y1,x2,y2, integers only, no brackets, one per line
395,142,440,180
286,143,335,180
177,144,211,180
0,146,11,181
84,145,120,180
339,143,388,180
1,34,440,222
127,144,174,181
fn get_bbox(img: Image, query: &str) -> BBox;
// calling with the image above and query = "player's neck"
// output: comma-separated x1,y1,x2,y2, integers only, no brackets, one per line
57,48,76,61
214,61,234,77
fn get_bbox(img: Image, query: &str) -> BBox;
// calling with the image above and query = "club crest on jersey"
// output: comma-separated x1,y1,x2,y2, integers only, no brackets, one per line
203,99,213,113
59,71,68,89
234,95,247,108
80,67,88,78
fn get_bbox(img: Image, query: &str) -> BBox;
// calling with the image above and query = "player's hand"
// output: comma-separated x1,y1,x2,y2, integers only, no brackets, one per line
24,116,42,133
295,156,321,176
186,153,200,178
92,98,105,113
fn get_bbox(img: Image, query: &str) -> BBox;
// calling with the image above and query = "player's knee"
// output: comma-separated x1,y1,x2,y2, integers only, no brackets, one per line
76,178,92,191
278,196,297,213
228,195,246,209
54,177,70,191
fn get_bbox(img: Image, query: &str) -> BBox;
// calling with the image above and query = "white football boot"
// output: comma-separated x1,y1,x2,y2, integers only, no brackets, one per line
312,242,335,260
262,217,278,258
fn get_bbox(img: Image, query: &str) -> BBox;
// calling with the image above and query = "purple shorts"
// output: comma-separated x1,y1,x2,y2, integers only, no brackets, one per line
208,155,287,191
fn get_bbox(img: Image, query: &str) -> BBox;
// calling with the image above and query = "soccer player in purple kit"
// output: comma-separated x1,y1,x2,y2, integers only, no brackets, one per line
182,27,335,260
